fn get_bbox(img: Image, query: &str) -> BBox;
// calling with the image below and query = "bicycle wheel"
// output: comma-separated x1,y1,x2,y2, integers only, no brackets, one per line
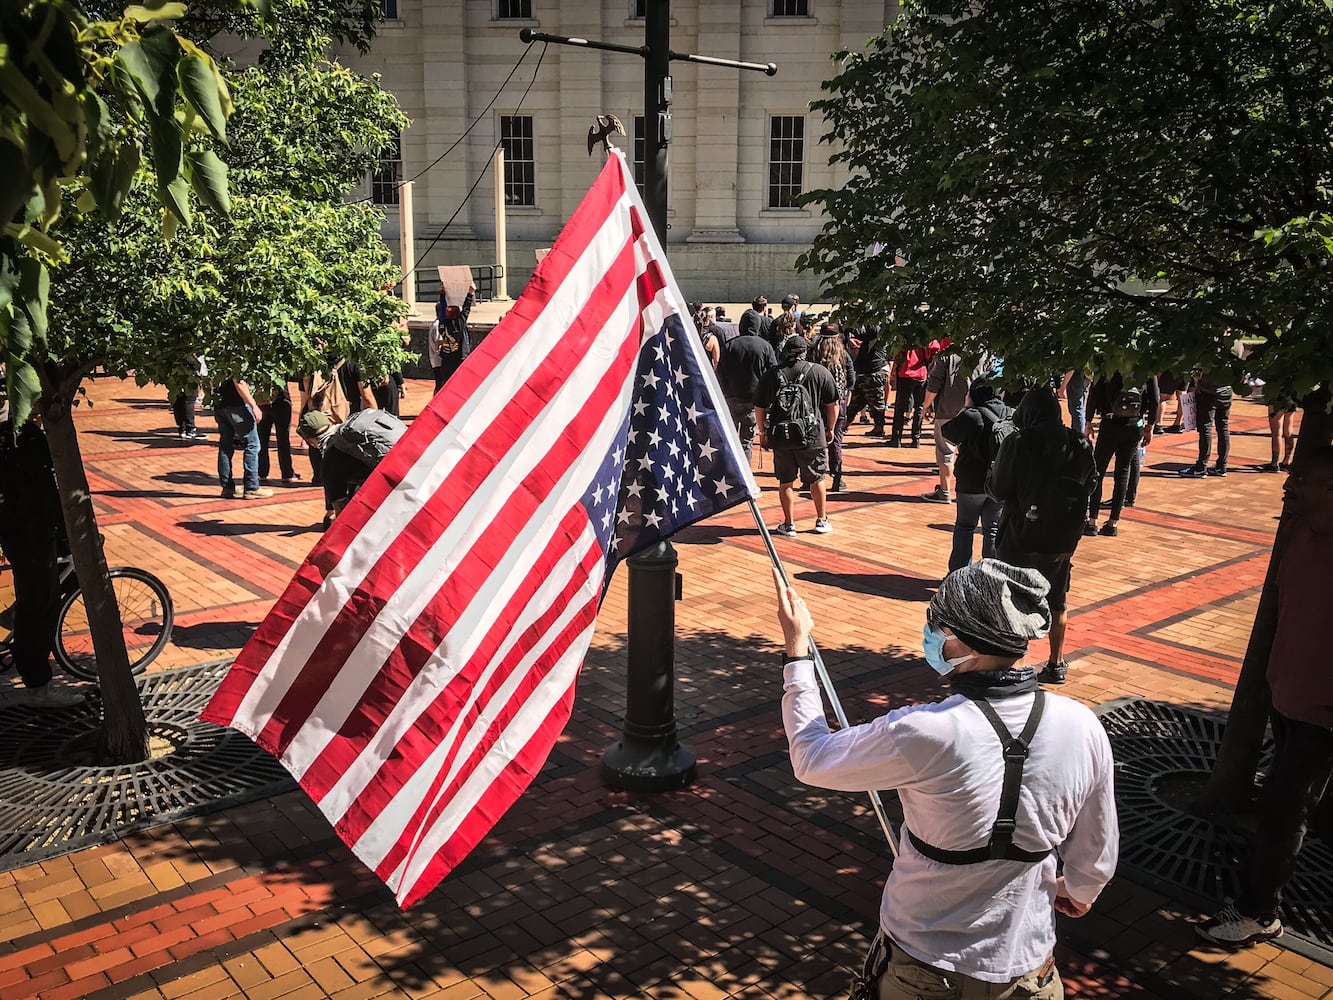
55,567,175,681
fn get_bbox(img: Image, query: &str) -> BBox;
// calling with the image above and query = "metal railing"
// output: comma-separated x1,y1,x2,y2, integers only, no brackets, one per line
399,264,506,306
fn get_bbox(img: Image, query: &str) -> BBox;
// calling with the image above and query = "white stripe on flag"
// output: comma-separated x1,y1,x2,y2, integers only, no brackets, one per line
282,261,648,784
230,194,634,736
389,616,598,899
316,365,638,831
354,524,602,871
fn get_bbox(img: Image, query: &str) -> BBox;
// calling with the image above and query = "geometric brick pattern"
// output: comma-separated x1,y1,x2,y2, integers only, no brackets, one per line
0,379,1325,999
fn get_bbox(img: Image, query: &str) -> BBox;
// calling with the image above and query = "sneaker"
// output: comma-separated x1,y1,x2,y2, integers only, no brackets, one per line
922,487,951,504
773,522,798,538
1098,521,1119,537
242,487,275,499
1038,662,1067,685
906,438,920,448
282,473,303,483
886,437,901,447
25,684,86,709
1154,424,1165,434
1083,520,1098,536
1196,904,1282,949
1279,462,1292,472
185,429,208,441
814,517,832,534
1178,466,1208,478
1257,462,1281,473
1164,425,1184,434
867,428,887,438
1209,465,1228,477
220,485,237,499
1124,499,1136,508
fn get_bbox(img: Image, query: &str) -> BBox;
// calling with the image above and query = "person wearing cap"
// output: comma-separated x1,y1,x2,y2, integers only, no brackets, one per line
296,410,393,528
754,334,840,536
774,559,1118,999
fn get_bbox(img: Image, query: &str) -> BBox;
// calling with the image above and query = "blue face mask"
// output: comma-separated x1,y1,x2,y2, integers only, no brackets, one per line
922,623,976,676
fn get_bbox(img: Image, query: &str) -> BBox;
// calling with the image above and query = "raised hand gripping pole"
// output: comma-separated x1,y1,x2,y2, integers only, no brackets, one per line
749,498,899,858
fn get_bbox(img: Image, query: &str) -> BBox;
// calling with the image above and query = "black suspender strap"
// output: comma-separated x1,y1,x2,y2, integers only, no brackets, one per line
905,691,1054,866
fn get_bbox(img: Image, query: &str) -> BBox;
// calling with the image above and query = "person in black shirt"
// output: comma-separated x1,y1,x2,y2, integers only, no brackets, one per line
1180,368,1233,478
214,379,273,500
738,296,772,344
257,379,298,484
717,328,778,462
942,380,1012,571
0,419,83,707
1084,373,1159,537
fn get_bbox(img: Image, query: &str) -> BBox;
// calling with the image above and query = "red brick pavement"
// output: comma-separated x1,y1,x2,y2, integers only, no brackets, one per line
0,380,1322,998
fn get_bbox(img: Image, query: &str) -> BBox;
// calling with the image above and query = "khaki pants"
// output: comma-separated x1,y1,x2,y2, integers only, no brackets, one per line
877,941,1062,1000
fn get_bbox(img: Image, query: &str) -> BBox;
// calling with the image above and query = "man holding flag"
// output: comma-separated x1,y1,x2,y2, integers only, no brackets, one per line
774,560,1118,999
203,149,758,908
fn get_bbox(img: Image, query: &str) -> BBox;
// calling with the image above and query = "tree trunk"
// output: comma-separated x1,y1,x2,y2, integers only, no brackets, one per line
39,364,148,763
1195,388,1332,813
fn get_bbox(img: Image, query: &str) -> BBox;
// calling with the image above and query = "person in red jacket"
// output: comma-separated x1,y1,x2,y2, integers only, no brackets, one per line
1198,446,1333,948
889,339,943,447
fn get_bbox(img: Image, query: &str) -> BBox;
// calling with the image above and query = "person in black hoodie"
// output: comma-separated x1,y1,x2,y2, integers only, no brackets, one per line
1085,372,1159,537
847,325,890,436
987,387,1097,684
942,379,1013,572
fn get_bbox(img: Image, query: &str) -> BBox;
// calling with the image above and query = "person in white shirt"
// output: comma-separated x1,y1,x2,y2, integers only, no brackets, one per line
774,559,1118,999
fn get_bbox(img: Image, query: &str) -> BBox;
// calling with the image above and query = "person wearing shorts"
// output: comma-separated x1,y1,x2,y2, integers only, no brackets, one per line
1261,397,1298,473
755,335,840,537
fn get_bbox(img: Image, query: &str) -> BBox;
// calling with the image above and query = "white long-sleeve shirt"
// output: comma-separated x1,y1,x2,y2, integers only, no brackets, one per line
782,660,1118,983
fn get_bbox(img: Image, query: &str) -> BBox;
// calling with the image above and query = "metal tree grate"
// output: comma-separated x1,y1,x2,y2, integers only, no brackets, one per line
1100,698,1333,965
0,661,292,872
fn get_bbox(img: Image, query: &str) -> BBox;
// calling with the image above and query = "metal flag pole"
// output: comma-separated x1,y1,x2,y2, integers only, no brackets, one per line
748,497,900,858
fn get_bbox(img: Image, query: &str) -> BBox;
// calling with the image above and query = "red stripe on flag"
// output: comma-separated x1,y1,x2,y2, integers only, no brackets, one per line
247,239,649,756
202,159,632,732
290,305,650,802
368,546,602,887
302,501,593,820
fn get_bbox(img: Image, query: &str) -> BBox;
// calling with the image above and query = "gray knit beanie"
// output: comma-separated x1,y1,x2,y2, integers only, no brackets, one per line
928,559,1052,656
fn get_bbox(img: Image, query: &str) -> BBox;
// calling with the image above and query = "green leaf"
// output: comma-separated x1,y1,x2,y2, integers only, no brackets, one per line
178,53,228,142
148,112,181,186
123,3,187,21
117,26,179,110
2,223,64,262
0,140,35,227
186,148,230,215
161,174,191,228
0,63,77,162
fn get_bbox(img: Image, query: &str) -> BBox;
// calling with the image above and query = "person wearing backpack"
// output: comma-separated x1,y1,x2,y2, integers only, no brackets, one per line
213,379,273,501
754,335,840,536
297,409,405,528
1084,373,1159,537
987,388,1097,685
942,379,1013,572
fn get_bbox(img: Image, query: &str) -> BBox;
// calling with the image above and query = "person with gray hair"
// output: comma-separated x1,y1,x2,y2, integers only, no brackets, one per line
774,559,1118,999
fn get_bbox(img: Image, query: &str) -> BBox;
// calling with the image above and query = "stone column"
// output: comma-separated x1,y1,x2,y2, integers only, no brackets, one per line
686,0,745,244
419,0,476,240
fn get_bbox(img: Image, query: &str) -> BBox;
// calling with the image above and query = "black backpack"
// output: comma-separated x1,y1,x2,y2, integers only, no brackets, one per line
1110,384,1144,420
767,363,821,449
1008,433,1092,554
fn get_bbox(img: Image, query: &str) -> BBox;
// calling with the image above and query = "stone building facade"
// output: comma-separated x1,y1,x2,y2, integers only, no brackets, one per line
340,0,898,304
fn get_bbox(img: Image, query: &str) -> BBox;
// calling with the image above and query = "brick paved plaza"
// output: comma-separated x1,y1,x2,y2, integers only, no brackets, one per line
0,377,1325,999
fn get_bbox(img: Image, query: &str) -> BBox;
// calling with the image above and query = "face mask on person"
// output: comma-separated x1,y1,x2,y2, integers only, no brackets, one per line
922,623,976,676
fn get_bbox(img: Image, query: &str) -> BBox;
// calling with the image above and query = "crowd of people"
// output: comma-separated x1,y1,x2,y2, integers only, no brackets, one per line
3,282,1324,997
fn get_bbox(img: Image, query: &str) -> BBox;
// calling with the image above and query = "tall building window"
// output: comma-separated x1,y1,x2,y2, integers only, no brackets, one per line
371,130,402,206
381,0,398,18
496,0,532,18
768,115,804,208
633,115,646,196
771,0,810,14
500,115,536,206
631,0,646,16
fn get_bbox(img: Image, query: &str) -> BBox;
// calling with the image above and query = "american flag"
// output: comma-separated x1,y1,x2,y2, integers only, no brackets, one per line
201,150,758,908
